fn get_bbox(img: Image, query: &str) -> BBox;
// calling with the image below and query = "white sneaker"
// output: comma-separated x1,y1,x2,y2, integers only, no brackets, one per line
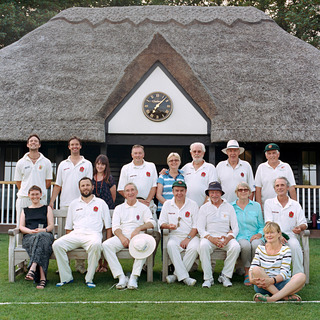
183,277,197,286
116,275,128,289
127,275,138,290
166,275,177,284
202,278,214,288
218,273,232,287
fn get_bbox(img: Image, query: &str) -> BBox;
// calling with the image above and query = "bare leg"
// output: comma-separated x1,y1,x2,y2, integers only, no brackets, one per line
39,266,46,281
25,262,37,280
36,266,47,289
250,266,280,295
268,273,306,302
250,267,306,302
30,262,37,271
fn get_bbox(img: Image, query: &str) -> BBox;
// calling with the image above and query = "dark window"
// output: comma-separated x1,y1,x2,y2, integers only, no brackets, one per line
302,151,317,185
4,147,20,181
240,150,252,165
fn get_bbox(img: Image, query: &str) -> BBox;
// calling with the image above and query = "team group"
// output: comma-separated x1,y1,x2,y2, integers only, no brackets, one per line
16,135,307,301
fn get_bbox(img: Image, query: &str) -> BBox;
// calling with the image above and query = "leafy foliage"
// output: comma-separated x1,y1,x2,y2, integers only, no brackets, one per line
0,0,319,49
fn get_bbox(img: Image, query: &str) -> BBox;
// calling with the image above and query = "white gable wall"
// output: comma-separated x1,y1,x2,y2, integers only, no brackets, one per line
108,67,208,135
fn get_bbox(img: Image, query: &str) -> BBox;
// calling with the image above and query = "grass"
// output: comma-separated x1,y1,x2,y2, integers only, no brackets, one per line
0,234,319,319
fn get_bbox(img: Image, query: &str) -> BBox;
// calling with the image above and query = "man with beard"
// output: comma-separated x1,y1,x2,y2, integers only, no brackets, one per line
49,136,93,273
53,177,111,288
181,142,217,207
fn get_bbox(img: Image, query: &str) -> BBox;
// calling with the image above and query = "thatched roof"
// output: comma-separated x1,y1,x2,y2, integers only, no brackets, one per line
0,5,319,143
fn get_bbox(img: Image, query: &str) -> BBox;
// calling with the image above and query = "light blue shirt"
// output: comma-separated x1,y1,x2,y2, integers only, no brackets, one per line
231,200,264,241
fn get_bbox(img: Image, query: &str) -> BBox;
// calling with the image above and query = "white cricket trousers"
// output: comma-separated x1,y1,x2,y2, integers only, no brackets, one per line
167,235,200,281
199,238,240,279
287,236,304,275
102,236,146,278
52,231,101,283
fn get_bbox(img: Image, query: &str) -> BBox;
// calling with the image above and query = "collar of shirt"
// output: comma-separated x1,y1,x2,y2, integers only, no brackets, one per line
232,199,254,209
165,169,182,177
125,199,139,208
66,155,85,166
266,160,283,169
132,160,146,169
24,152,44,162
208,198,228,209
274,196,292,209
190,160,206,170
170,197,188,211
226,159,242,168
79,194,97,205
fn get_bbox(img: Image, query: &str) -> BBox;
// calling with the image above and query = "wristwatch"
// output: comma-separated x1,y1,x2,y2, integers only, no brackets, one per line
187,235,191,239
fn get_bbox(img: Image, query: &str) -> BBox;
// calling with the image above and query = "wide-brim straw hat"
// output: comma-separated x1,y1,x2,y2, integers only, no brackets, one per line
222,140,245,155
129,234,156,259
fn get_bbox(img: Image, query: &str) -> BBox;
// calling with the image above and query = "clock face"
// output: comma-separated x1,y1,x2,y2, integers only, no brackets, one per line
142,92,173,122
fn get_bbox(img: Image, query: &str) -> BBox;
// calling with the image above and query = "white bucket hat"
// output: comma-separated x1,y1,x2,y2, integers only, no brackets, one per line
222,140,245,155
129,234,156,259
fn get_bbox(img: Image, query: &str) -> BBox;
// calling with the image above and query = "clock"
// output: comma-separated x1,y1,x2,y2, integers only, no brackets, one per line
142,92,173,122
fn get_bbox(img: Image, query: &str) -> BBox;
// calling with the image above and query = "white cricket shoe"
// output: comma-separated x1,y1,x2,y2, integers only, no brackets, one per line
202,278,214,288
166,275,177,284
183,277,197,286
127,275,138,290
116,275,128,289
218,273,232,287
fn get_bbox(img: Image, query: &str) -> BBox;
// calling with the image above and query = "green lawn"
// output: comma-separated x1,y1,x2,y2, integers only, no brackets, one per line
0,234,319,319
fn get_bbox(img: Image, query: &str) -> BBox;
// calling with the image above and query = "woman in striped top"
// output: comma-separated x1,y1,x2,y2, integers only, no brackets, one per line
156,152,184,216
249,222,306,302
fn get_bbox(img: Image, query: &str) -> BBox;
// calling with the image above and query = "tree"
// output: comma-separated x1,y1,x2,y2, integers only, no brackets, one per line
226,0,320,49
1,0,319,49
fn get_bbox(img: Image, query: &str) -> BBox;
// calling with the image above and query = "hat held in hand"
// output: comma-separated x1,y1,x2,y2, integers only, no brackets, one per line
129,234,156,259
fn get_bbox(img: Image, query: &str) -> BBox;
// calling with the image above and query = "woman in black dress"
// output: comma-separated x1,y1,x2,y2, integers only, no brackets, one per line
19,185,54,289
93,154,116,272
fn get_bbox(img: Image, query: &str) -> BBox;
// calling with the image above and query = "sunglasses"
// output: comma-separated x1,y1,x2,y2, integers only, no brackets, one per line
238,188,249,192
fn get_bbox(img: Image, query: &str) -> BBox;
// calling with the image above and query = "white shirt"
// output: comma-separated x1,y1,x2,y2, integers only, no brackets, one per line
112,200,156,238
14,153,52,198
158,197,199,238
217,159,255,203
65,195,111,237
181,161,217,207
264,197,307,238
255,160,296,205
55,156,93,207
197,199,239,239
117,160,158,199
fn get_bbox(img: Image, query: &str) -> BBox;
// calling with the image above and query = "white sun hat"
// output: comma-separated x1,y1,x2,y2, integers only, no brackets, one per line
222,140,245,155
129,234,156,259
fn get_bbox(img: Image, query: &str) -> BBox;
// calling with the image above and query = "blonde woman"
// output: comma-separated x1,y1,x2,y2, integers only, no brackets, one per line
250,222,306,302
156,153,184,215
232,182,264,286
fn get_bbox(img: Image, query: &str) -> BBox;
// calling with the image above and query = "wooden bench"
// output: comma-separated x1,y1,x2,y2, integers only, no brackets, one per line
8,209,154,283
162,229,310,284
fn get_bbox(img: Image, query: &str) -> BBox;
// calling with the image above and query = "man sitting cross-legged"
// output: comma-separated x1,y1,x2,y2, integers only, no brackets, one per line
102,182,156,290
159,180,200,286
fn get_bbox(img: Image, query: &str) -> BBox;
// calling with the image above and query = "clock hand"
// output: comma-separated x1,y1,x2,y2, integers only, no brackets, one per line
152,97,167,113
